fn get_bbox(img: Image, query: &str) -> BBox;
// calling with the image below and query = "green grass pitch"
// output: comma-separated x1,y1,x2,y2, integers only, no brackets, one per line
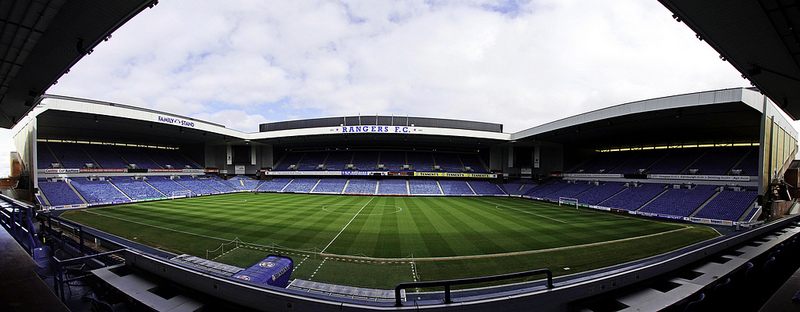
60,192,719,289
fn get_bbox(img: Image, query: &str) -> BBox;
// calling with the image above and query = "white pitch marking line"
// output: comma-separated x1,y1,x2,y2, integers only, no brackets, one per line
320,197,375,253
483,200,569,224
309,257,328,279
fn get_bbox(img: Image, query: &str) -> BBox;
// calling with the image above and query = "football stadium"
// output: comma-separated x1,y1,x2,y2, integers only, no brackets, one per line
3,1,800,312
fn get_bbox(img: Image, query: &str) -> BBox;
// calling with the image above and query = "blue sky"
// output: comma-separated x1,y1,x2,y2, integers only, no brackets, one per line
0,0,760,176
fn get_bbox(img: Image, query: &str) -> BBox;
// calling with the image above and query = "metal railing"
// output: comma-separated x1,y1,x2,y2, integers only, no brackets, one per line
394,268,554,306
51,249,127,302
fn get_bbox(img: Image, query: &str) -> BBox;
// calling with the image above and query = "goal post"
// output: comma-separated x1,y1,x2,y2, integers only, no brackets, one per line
170,190,193,199
558,197,579,209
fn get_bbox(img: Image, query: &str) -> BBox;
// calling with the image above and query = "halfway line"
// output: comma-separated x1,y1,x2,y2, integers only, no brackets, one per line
319,196,375,253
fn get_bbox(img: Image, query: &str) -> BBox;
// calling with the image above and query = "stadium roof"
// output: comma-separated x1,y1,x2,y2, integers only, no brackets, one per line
261,116,503,133
0,0,155,128
27,88,790,150
659,0,800,119
511,88,776,148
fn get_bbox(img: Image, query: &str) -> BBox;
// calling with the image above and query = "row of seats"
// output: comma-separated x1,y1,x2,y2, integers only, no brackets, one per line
38,175,253,206
37,176,508,207
521,180,757,221
257,178,506,195
38,174,756,223
571,147,758,176
274,151,489,173
38,142,200,169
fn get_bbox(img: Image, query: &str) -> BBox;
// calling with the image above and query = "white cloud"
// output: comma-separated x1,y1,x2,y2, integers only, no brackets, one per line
192,110,269,132
44,0,744,136
0,1,769,176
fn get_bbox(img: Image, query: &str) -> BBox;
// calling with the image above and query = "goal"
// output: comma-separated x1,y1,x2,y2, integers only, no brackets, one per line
558,197,579,209
170,190,193,199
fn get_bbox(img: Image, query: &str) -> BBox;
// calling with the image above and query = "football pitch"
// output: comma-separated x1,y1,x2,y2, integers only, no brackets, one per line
61,193,719,289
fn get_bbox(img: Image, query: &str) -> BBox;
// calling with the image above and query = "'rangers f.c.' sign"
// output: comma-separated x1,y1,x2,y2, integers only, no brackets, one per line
331,125,422,134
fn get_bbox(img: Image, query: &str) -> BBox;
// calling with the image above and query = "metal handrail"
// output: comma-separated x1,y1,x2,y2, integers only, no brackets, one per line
394,268,554,306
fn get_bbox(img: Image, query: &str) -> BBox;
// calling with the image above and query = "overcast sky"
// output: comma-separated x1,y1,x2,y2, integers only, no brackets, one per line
0,0,758,176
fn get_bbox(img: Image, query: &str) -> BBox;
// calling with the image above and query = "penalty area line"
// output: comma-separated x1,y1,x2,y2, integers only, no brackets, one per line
480,199,569,224
320,196,375,253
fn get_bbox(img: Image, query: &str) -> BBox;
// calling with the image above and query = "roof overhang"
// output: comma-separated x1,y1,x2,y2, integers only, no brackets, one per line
21,96,511,145
0,0,155,128
511,88,775,148
659,0,800,119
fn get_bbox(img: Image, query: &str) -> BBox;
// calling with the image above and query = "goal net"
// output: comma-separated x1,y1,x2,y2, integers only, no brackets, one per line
558,197,579,209
170,190,193,199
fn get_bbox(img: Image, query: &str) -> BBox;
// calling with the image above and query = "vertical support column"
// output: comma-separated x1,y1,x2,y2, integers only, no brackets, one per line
757,95,769,197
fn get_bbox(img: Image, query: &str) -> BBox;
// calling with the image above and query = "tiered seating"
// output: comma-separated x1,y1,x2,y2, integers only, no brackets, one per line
175,177,221,195
297,152,327,170
379,152,405,170
257,178,291,192
39,143,201,169
648,149,702,174
49,143,96,168
600,184,665,211
38,179,83,206
469,181,505,195
117,146,161,169
609,151,661,174
518,183,536,195
694,190,758,221
82,145,128,168
37,143,58,169
378,179,408,195
639,185,717,217
270,151,491,172
460,154,488,172
409,180,441,195
573,153,626,173
525,181,570,198
70,179,130,204
685,149,748,175
575,182,625,205
734,150,759,175
312,179,347,193
223,176,260,191
204,176,235,192
434,153,463,172
283,178,318,193
148,149,198,169
502,181,523,195
543,182,594,201
352,152,378,170
324,152,352,170
344,179,377,194
112,177,163,200
439,180,474,195
275,153,304,170
407,152,434,171
147,176,191,195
